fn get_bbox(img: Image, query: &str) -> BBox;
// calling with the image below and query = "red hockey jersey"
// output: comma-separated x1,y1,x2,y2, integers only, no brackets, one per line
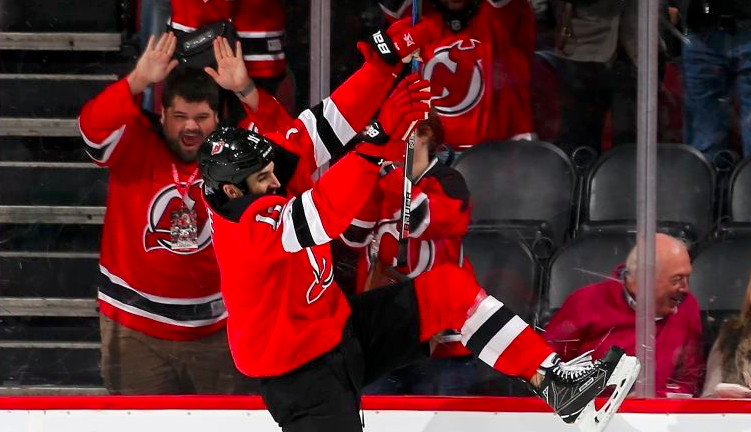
381,0,535,149
169,0,286,78
341,159,473,289
341,159,474,358
204,61,401,376
78,79,224,340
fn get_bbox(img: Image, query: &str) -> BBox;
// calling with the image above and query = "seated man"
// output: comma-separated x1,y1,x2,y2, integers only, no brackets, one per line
545,233,704,397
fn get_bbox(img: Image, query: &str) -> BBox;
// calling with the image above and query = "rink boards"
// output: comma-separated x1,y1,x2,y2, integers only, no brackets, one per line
1,396,751,431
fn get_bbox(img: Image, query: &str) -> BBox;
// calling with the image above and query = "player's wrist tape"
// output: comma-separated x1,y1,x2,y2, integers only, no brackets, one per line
368,29,400,65
355,152,386,167
356,119,389,145
234,81,255,99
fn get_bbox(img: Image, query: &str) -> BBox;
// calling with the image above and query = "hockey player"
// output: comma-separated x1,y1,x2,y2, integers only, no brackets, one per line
199,37,640,432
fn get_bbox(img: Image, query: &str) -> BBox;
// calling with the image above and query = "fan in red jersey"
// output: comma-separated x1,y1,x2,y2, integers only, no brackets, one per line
198,24,640,432
380,0,537,150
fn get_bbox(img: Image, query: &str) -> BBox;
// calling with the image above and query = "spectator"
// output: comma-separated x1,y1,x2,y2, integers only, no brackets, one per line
380,0,537,150
78,33,250,394
701,273,751,398
341,111,477,394
168,0,287,96
545,233,704,397
679,0,751,159
549,0,642,155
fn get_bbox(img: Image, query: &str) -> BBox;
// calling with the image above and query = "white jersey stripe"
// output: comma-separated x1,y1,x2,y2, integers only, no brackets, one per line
243,53,286,61
322,97,357,150
299,109,330,168
168,21,197,32
477,315,528,367
461,295,504,345
280,198,303,253
301,190,331,245
237,30,284,38
78,120,125,163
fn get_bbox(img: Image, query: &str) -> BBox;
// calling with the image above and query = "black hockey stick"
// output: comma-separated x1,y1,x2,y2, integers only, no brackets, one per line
396,0,423,267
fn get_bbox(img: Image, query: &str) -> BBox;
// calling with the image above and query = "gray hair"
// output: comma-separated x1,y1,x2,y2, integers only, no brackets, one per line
623,234,689,282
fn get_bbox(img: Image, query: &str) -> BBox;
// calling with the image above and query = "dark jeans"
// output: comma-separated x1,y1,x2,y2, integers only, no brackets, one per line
682,29,751,158
555,54,637,156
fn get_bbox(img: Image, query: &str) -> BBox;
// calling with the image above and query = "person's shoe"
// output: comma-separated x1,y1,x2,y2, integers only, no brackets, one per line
534,346,640,432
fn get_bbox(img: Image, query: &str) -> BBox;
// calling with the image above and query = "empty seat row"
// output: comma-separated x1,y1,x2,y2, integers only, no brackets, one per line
453,141,751,258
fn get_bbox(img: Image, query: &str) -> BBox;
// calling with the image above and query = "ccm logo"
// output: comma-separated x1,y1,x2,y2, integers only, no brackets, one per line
373,31,391,55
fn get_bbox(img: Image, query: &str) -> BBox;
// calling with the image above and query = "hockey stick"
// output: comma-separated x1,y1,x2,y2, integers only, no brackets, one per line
396,0,423,267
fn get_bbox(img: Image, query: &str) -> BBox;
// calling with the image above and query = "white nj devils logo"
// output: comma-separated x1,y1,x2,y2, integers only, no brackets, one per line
305,248,334,304
423,39,484,117
142,180,212,254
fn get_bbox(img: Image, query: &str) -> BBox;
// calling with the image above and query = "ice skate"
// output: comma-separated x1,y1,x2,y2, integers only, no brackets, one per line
534,346,640,432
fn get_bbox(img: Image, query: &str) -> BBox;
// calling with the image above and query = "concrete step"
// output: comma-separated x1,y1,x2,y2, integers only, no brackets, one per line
0,32,122,51
0,298,98,317
0,74,116,118
1,0,120,33
0,118,80,137
0,137,91,162
0,161,107,206
0,346,102,387
0,255,99,298
0,224,102,252
0,206,104,224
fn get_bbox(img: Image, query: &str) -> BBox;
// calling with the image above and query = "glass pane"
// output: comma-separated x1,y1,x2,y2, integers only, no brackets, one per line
674,1,751,399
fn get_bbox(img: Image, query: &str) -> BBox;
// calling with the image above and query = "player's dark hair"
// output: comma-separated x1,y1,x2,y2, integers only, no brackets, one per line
417,108,445,157
162,67,220,113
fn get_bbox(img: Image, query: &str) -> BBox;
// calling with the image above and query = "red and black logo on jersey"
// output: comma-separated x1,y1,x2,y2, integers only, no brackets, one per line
423,38,485,117
142,180,212,254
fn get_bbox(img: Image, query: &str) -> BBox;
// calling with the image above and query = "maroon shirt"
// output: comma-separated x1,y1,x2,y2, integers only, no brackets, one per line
545,272,705,396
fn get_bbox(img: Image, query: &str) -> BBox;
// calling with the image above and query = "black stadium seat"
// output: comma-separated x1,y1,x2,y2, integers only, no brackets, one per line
689,236,751,345
720,157,751,236
462,229,539,322
454,140,576,258
580,144,715,244
546,232,635,314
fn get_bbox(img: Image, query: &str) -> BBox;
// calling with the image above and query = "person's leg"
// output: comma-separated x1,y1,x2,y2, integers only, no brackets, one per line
180,327,258,394
733,29,751,158
682,30,732,159
99,314,181,394
411,264,640,429
555,59,609,156
257,343,363,432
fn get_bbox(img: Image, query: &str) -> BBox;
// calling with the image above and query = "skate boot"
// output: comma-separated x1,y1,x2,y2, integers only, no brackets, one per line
534,346,640,432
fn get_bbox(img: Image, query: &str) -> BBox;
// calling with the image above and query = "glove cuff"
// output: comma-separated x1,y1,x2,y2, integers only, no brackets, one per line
368,29,401,65
356,119,390,145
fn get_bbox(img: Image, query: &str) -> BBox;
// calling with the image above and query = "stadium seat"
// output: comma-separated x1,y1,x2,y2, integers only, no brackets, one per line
462,229,540,323
720,156,751,236
580,144,715,244
546,232,635,315
689,236,751,347
453,140,576,258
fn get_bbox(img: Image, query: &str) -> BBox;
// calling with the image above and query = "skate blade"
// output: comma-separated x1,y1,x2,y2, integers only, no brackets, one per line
574,355,641,432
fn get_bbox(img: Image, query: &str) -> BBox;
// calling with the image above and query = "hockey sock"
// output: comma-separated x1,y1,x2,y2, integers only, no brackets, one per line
412,264,553,381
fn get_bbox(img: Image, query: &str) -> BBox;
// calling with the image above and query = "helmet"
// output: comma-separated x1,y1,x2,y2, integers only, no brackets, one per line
198,127,275,192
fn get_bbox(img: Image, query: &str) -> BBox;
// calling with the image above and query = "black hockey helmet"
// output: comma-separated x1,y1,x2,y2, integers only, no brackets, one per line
198,126,275,192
